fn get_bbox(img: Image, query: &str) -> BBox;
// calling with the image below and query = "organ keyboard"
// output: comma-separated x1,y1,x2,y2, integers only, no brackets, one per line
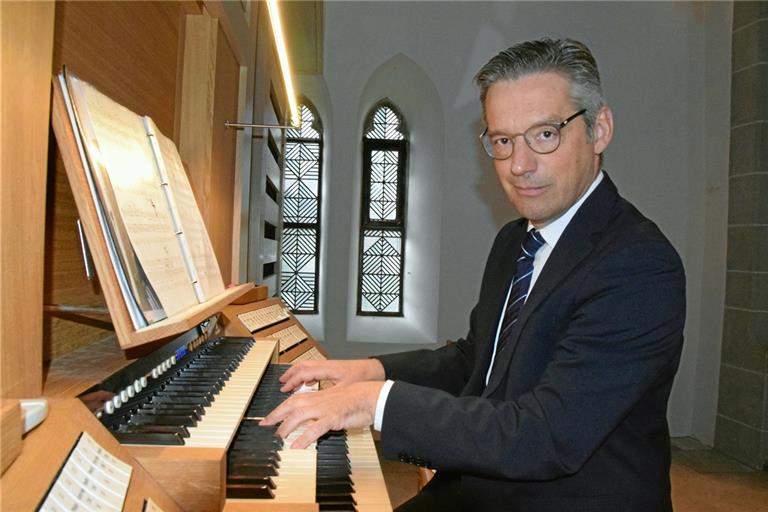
79,321,392,512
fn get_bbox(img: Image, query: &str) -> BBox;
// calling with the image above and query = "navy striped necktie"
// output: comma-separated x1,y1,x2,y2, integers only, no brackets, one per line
497,229,546,351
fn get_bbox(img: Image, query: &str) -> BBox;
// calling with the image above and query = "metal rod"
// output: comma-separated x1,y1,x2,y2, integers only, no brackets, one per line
76,218,94,280
44,304,110,315
43,305,114,331
224,121,296,130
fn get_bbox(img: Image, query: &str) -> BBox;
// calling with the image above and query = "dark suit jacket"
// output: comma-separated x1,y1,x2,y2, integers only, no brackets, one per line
376,174,686,511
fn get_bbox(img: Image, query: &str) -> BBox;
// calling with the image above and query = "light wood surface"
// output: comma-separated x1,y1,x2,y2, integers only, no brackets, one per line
178,14,218,236
127,445,226,512
0,398,183,511
121,283,254,349
0,400,22,475
221,297,329,363
210,26,240,285
45,0,202,359
0,0,55,399
42,335,133,398
231,284,270,305
224,502,319,512
178,14,240,285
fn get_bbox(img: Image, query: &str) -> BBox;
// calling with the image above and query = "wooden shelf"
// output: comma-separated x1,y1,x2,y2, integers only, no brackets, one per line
122,283,253,349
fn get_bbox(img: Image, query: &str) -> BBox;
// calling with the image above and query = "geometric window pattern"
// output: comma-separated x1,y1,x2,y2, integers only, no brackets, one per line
360,229,402,313
281,103,322,313
358,101,408,315
368,150,399,221
365,106,405,140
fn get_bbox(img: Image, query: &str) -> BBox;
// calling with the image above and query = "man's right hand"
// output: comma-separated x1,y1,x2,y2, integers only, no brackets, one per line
279,358,386,393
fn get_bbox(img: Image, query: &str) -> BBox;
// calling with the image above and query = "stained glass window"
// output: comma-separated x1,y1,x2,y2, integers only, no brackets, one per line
358,101,408,315
280,103,322,313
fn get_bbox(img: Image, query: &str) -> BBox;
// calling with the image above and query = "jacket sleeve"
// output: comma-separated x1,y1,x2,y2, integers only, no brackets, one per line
374,306,478,396
373,220,520,396
378,238,685,480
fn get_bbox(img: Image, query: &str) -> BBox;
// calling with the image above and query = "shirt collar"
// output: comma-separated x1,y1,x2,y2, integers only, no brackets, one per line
528,170,604,248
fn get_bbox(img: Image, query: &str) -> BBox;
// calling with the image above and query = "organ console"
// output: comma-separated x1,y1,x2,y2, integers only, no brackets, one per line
75,300,391,511
1,2,393,510
3,295,392,511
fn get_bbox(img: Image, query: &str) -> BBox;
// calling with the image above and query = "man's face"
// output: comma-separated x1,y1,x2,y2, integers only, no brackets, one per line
484,72,612,228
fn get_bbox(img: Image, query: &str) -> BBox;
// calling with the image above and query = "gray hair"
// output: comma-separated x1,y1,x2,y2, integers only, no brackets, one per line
475,38,605,141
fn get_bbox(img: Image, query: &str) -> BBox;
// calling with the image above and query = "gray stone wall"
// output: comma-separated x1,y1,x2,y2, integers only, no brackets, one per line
716,0,768,470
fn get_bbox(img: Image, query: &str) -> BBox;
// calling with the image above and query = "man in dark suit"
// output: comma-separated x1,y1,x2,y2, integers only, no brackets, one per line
262,38,685,511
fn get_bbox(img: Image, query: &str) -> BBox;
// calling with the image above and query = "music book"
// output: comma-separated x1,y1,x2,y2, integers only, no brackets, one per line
57,70,225,329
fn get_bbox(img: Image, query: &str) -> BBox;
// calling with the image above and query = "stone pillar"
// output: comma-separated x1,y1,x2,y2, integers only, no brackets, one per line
716,1,768,470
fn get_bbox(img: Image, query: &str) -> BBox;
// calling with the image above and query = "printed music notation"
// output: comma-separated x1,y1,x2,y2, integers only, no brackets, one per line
37,431,132,512
237,304,290,333
268,324,308,353
290,347,326,363
151,124,225,302
62,72,225,325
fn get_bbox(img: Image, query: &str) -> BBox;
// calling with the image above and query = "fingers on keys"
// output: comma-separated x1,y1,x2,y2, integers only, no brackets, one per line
279,361,327,392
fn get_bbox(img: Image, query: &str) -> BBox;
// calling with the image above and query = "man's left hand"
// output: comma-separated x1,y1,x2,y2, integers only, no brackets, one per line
259,381,385,448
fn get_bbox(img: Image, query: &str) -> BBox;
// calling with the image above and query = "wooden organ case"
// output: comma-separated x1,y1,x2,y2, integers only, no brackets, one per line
0,2,391,511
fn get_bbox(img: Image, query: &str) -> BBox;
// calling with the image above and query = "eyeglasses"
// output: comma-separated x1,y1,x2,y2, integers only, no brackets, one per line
479,109,587,159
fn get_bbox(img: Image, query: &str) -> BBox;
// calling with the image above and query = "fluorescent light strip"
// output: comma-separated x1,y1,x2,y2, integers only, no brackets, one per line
267,0,300,128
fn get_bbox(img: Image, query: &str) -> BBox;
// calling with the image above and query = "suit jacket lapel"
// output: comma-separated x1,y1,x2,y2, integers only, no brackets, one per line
483,175,620,397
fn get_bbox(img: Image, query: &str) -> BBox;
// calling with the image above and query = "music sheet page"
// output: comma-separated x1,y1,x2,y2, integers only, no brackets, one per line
150,120,226,302
69,77,197,318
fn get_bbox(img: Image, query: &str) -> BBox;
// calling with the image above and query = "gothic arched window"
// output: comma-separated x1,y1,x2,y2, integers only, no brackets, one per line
280,102,322,312
358,101,408,315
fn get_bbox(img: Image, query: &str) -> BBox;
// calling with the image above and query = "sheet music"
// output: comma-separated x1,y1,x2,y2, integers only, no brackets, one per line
68,76,197,318
59,72,158,328
145,118,226,302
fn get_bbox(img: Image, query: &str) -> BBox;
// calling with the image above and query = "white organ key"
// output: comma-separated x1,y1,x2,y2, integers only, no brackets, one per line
348,427,394,511
183,341,276,448
270,426,317,504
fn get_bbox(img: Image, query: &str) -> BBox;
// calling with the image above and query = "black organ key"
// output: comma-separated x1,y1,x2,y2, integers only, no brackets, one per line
226,422,285,499
138,404,205,420
226,370,359,511
127,413,197,428
113,424,188,445
98,337,256,445
316,431,356,510
226,484,275,500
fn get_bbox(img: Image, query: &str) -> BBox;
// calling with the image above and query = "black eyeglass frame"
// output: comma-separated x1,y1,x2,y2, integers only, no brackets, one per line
479,108,588,159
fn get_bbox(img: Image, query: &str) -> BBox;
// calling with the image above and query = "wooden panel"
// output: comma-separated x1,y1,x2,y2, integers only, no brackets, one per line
178,14,218,215
45,1,202,358
231,284,269,305
178,14,240,285
42,336,132,398
224,501,318,512
0,0,55,398
0,399,184,511
127,445,225,512
210,28,241,284
52,1,201,135
43,153,112,359
0,400,22,475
